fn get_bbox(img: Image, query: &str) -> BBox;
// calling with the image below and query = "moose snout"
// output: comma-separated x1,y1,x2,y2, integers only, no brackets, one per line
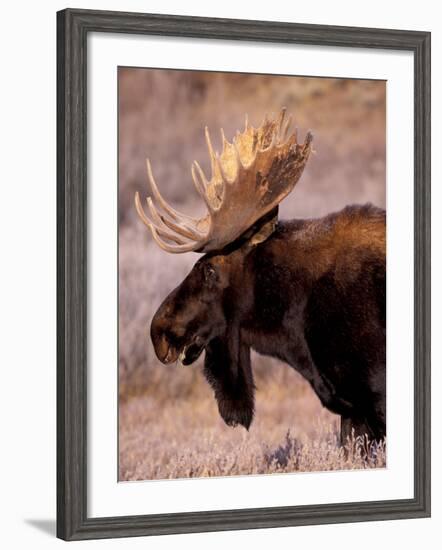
151,331,180,364
150,315,177,363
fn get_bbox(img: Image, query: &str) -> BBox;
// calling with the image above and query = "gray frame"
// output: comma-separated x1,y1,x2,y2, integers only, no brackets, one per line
57,8,431,541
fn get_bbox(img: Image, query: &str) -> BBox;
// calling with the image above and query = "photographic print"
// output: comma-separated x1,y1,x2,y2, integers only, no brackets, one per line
118,67,386,482
57,10,430,539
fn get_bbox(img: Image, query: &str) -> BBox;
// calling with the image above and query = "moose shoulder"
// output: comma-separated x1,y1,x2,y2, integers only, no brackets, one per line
136,109,386,444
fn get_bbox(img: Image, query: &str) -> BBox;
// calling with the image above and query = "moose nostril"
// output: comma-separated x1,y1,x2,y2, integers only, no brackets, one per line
151,316,185,363
155,334,170,362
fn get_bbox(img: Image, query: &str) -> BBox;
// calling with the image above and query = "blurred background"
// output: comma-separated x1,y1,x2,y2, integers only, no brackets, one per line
118,68,386,481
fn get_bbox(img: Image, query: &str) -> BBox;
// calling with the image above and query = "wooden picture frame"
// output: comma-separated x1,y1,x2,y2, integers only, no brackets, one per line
57,8,431,541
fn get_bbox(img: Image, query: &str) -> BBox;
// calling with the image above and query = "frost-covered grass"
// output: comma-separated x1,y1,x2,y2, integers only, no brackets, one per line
119,366,386,481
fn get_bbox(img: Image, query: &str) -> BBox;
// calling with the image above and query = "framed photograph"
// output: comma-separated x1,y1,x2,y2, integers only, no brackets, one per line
57,8,431,541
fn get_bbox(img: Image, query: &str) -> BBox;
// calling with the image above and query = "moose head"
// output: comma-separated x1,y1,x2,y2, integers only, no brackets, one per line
135,109,313,428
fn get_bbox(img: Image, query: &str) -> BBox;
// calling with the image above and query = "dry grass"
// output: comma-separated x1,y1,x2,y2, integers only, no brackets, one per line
118,69,386,481
119,357,386,481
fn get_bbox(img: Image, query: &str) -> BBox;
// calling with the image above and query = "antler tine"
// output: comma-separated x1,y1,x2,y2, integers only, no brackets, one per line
134,193,188,245
134,191,156,230
204,126,218,173
232,139,245,170
147,197,203,241
244,113,249,131
146,160,198,224
161,216,205,241
149,224,201,253
302,130,314,152
146,160,207,238
279,113,293,144
262,127,278,152
147,197,190,242
276,107,287,130
212,153,229,189
145,196,164,226
191,161,215,211
220,128,229,153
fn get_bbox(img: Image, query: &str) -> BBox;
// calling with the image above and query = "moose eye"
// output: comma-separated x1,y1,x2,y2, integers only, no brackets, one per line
203,263,217,283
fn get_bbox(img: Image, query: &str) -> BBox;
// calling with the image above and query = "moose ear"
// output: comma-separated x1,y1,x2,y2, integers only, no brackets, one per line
203,325,255,430
239,206,278,253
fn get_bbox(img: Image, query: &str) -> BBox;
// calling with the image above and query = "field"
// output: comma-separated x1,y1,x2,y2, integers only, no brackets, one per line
119,363,386,480
118,69,386,481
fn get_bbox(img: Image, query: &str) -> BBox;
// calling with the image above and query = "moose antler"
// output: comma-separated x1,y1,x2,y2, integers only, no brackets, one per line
135,108,313,253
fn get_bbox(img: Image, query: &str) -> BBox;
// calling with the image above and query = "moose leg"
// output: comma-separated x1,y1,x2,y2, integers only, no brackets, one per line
340,417,371,446
203,330,255,430
288,338,354,417
340,412,385,447
340,380,386,446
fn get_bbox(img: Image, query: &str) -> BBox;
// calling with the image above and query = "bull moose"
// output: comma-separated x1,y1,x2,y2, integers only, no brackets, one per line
135,109,386,444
